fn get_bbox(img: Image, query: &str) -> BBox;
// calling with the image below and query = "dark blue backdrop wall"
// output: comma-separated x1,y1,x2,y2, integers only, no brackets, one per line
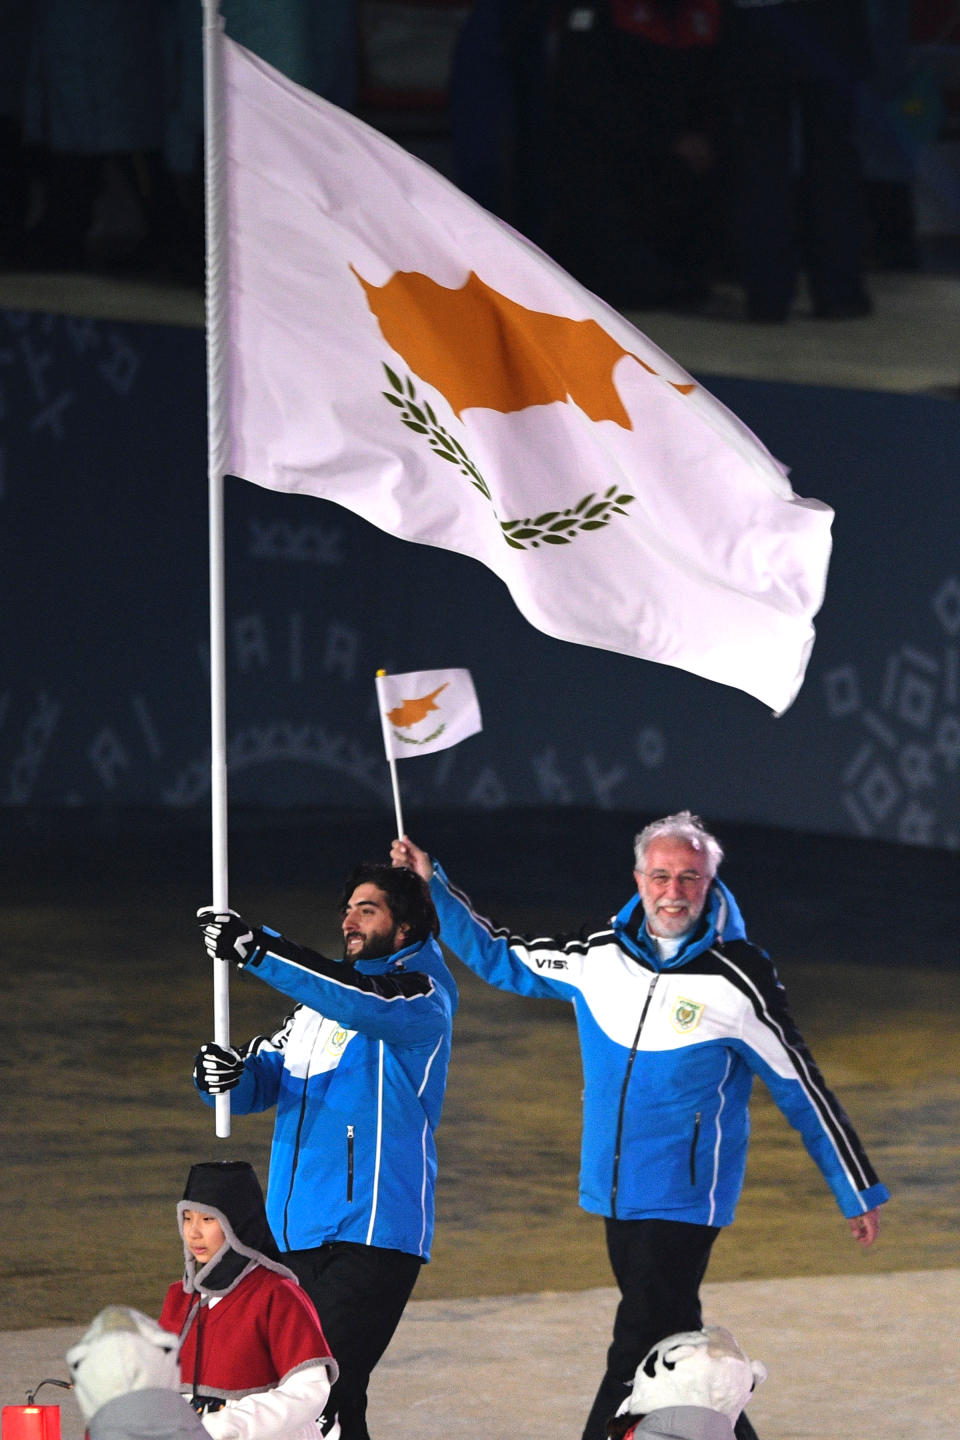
2,307,958,849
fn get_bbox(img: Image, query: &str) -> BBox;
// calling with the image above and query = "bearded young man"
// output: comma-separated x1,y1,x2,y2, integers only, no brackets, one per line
193,864,458,1440
391,813,888,1440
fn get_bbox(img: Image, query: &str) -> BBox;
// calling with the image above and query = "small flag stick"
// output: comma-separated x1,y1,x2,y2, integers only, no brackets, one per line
375,669,405,838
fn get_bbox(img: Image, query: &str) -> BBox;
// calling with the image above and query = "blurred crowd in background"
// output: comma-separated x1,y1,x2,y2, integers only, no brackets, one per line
2,1,959,321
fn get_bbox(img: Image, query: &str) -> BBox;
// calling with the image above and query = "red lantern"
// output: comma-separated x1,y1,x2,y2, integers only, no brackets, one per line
3,1380,70,1440
1,1408,61,1440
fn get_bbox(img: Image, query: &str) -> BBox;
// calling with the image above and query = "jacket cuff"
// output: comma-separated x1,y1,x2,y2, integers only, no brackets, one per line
842,1181,890,1218
238,925,279,970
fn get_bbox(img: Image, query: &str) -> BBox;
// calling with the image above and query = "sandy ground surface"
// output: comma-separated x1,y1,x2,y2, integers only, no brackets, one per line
1,809,957,1436
4,1269,959,1440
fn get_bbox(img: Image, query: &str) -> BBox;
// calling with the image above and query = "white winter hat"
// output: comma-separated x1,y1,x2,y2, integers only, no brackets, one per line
66,1306,180,1421
616,1326,767,1422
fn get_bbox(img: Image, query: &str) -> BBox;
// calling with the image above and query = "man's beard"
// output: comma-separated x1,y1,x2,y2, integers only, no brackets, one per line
342,932,398,963
647,899,705,939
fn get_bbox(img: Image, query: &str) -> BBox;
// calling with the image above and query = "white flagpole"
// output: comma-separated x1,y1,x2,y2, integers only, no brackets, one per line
203,0,231,1138
375,670,405,838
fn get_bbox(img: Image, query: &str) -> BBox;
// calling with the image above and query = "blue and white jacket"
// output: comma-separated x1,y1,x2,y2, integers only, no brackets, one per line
196,929,458,1261
431,863,888,1227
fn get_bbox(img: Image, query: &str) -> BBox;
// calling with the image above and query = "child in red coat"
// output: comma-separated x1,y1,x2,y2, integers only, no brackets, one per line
159,1161,338,1440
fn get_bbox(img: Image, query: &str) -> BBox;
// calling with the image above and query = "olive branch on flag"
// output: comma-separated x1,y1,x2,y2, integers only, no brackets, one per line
380,364,635,550
391,722,446,747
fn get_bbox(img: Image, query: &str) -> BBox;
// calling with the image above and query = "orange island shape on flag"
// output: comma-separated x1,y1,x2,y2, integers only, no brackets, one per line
385,683,448,729
351,266,695,429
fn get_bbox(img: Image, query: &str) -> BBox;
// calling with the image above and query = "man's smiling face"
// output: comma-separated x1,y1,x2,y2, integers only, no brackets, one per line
341,882,409,962
634,838,713,941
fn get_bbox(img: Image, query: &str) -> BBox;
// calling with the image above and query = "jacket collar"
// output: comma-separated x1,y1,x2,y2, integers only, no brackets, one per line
354,936,422,976
612,879,747,971
355,935,460,1011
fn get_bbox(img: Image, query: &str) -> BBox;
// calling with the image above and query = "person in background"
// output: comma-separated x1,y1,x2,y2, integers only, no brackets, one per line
548,1,727,310
68,1305,209,1440
606,1325,766,1440
723,0,874,321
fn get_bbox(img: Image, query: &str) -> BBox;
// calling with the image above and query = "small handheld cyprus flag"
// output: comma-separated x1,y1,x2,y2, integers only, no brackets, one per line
375,668,482,835
376,668,482,758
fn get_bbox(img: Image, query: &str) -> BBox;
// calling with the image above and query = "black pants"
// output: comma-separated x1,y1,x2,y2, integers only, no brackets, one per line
547,19,724,309
581,1218,759,1440
284,1241,422,1440
728,2,870,318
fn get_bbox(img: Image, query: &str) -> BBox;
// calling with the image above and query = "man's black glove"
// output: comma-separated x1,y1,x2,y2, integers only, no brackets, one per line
197,907,255,966
193,1042,246,1093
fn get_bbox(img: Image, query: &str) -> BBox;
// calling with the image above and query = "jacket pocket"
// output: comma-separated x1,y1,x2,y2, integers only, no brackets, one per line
689,1112,701,1185
346,1124,355,1202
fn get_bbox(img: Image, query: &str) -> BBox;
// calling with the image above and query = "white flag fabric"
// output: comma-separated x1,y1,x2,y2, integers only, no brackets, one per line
221,37,834,714
376,669,482,760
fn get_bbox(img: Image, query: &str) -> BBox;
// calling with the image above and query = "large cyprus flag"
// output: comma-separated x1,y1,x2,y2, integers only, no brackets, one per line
221,37,833,714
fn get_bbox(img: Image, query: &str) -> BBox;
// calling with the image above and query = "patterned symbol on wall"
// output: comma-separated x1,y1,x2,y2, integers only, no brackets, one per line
0,311,141,461
823,576,960,848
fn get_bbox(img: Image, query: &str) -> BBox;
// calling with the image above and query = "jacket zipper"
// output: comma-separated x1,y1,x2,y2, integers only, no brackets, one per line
689,1111,701,1185
610,973,659,1217
346,1123,355,1202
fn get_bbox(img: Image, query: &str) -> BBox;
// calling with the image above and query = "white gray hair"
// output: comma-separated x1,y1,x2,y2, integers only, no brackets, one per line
633,811,724,877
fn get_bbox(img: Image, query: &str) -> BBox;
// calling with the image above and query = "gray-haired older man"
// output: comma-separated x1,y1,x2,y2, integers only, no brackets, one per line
392,812,888,1440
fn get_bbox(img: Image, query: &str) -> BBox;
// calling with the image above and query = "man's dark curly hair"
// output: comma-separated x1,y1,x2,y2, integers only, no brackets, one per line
338,862,440,943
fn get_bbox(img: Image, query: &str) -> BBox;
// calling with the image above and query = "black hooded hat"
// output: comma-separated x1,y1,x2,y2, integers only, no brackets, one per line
177,1160,295,1298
